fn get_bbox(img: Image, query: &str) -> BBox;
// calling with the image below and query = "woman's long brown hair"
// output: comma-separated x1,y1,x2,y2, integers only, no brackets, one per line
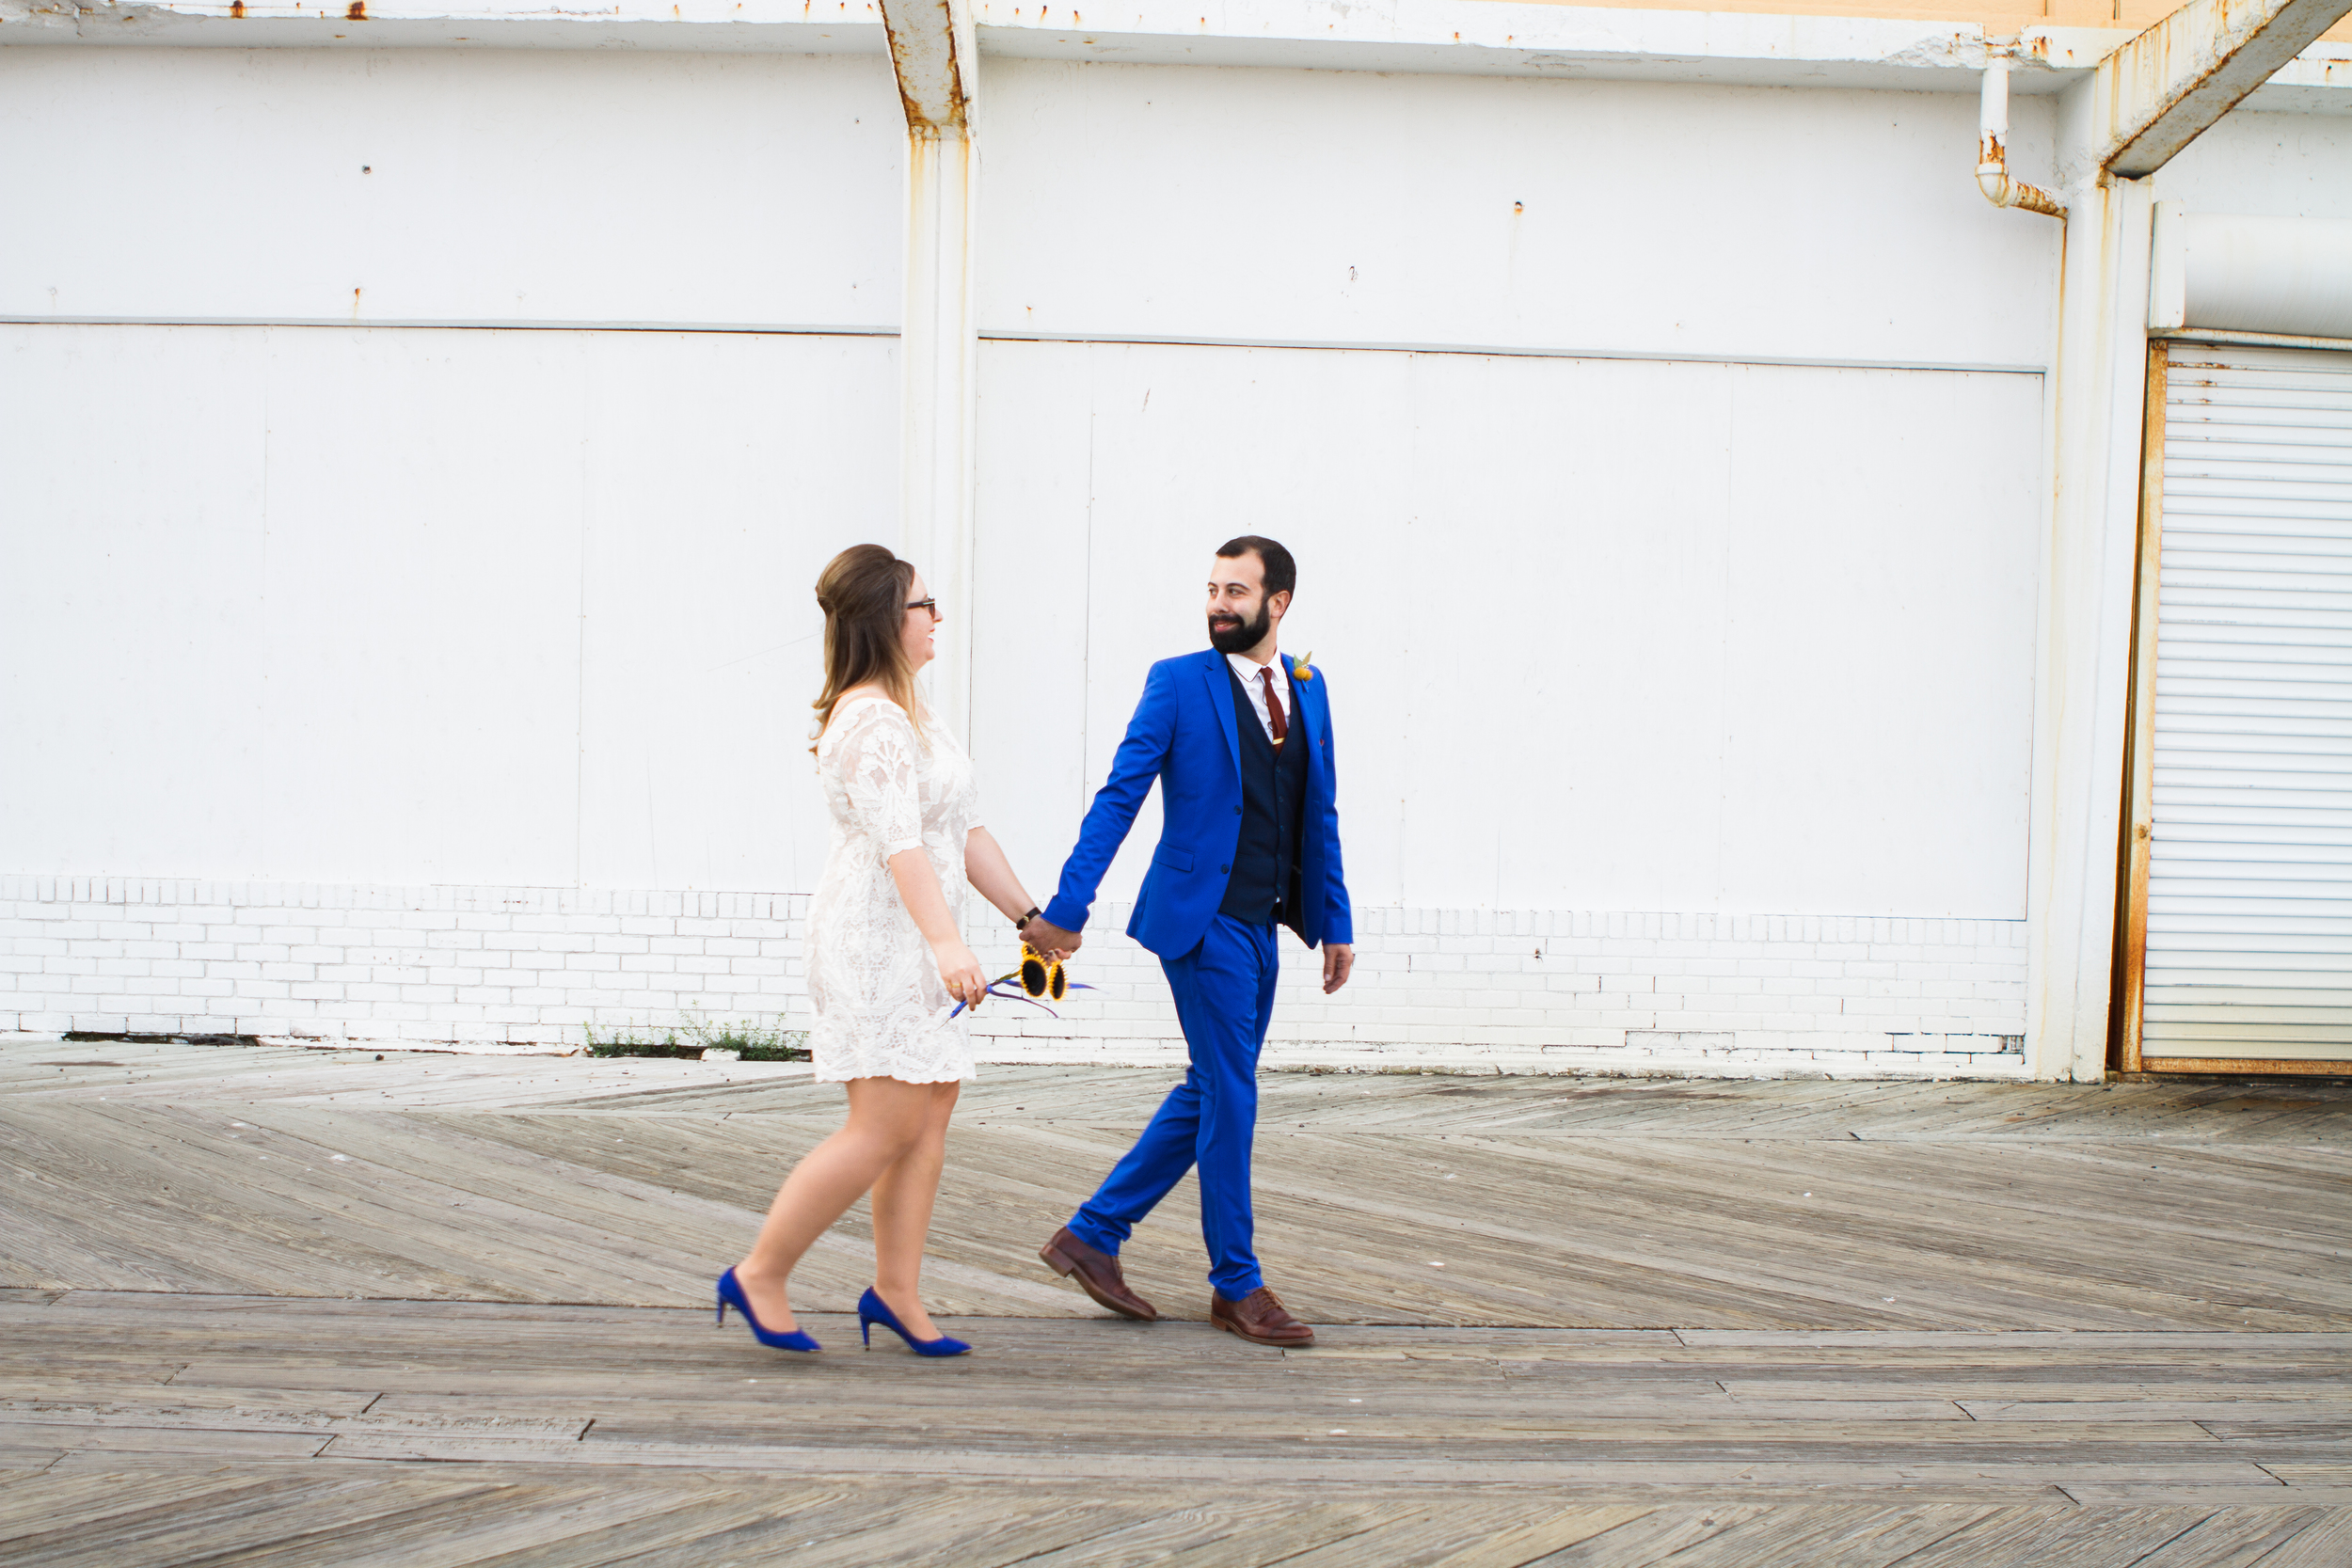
811,544,927,752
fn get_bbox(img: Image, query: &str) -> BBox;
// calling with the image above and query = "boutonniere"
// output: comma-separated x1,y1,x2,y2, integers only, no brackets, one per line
1290,652,1314,683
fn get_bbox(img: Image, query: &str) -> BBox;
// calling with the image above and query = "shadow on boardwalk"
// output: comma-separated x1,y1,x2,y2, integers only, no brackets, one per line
4,1038,2350,1564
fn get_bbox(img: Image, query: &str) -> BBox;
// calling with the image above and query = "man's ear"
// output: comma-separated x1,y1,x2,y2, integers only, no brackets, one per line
1268,590,1294,624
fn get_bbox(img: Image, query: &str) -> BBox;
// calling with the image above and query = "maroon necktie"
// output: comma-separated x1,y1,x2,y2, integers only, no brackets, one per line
1261,666,1288,747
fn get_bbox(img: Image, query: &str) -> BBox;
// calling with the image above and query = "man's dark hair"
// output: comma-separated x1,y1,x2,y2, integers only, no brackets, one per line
1216,535,1296,598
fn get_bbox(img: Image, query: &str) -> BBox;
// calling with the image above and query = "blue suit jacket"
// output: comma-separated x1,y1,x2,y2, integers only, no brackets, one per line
1043,649,1354,959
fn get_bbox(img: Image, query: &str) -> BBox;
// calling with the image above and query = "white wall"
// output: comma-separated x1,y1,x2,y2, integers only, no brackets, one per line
2150,110,2352,221
0,322,898,891
0,47,902,325
5,328,2040,911
2,49,2073,365
3,46,2055,911
971,340,2042,920
977,60,2063,368
0,41,2088,1066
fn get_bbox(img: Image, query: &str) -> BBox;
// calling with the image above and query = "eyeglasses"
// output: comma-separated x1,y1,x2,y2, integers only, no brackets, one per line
907,598,939,618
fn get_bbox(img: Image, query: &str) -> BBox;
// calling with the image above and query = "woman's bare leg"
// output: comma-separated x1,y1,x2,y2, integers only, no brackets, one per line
868,1081,962,1341
731,1077,934,1332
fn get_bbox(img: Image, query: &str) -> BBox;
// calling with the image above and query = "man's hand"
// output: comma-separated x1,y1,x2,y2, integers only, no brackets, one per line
1021,916,1082,960
1322,942,1355,994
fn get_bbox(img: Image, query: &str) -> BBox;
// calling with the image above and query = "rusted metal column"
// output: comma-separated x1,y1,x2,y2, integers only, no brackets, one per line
879,0,979,737
2021,0,2348,1081
2026,170,2156,1084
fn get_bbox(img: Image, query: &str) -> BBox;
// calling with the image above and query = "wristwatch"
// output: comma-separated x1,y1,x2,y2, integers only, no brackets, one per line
1014,906,1041,929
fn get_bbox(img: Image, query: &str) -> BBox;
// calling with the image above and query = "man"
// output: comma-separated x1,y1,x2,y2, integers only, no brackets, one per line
1019,536,1355,1347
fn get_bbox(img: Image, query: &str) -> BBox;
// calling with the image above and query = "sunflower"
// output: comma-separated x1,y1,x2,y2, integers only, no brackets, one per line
951,944,1089,1019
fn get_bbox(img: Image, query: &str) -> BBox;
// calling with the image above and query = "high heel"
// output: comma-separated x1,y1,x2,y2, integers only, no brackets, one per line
858,1286,970,1357
716,1268,820,1353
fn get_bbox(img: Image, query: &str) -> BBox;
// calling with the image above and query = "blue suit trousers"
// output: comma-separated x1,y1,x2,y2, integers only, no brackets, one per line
1066,913,1279,1300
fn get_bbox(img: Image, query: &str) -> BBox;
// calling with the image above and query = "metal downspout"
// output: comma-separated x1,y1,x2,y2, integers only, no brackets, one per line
1977,57,2067,220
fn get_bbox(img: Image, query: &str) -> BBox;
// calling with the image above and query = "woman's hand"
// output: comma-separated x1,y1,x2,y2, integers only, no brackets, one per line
887,846,988,1008
933,938,988,1009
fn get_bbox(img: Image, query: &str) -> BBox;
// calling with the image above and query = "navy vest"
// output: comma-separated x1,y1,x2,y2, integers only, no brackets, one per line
1220,662,1309,931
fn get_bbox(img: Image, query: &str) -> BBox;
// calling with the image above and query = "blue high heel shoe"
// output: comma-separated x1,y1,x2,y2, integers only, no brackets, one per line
858,1287,970,1357
716,1268,820,1353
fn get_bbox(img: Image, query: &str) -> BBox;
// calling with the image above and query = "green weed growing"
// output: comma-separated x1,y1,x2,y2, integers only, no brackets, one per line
584,1017,809,1062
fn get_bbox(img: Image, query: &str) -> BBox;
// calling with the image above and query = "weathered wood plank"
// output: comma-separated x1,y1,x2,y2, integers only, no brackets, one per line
1405,1506,1658,1568
0,1421,329,1459
0,1386,381,1422
2251,1508,2352,1566
0,1470,650,1568
0,1466,439,1544
1584,1502,2002,1567
2122,1506,2334,1567
1879,1506,2235,1566
994,1497,1408,1568
1507,1502,1786,1564
6,1040,2352,1563
0,1447,66,1471
11,1045,2352,1332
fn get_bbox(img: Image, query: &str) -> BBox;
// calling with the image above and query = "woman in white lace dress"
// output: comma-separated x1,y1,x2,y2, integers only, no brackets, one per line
720,544,1065,1358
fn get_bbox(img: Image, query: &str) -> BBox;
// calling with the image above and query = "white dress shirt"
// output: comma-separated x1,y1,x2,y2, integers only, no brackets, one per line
1226,651,1294,743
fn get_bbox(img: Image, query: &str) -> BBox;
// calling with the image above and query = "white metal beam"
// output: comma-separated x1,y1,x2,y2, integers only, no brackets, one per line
2099,0,2352,177
879,0,975,132
2020,0,2350,1080
877,0,978,738
12,0,2352,120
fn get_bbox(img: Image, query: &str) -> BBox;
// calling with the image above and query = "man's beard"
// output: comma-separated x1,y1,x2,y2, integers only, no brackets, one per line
1208,602,1272,656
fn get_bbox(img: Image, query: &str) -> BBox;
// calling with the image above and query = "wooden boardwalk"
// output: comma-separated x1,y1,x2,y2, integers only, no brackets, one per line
4,1039,2350,1564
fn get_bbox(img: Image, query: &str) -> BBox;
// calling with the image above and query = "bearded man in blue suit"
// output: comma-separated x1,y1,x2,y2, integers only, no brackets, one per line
1019,536,1355,1347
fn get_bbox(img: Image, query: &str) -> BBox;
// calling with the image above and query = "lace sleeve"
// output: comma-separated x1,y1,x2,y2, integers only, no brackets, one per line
832,701,925,860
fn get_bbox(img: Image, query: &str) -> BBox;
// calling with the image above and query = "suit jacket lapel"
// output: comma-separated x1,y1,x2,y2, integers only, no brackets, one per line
1202,651,1242,785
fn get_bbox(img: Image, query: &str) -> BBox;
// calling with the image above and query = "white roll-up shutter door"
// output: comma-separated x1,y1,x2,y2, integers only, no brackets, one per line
2140,342,2352,1065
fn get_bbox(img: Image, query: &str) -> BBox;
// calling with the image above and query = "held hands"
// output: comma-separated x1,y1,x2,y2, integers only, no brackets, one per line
1014,916,1340,988
1019,916,1081,961
933,938,988,1010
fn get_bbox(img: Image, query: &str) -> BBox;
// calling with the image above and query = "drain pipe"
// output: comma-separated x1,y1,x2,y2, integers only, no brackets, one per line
1978,55,2066,219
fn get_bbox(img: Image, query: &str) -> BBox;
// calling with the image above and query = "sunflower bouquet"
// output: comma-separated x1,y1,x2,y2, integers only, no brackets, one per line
948,943,1093,1019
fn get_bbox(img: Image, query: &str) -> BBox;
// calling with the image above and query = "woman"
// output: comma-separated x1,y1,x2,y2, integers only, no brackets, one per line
717,543,1058,1357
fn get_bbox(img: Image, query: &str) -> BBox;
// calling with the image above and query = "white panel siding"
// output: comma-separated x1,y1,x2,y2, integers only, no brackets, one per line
979,60,2061,370
0,48,902,327
0,323,899,891
2147,111,2352,226
0,44,2106,1076
3,50,2069,369
969,340,2042,921
2143,343,2352,1062
8,329,2038,921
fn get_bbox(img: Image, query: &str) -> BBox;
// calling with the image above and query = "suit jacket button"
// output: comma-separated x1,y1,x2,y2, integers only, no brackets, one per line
1220,864,1231,874
1233,805,1242,815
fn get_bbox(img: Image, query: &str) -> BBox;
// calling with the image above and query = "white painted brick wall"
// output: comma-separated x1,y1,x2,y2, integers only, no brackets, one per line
0,876,2027,1077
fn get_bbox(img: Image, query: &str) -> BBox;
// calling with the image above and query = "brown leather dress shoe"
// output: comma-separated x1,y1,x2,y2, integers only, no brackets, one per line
1211,1286,1316,1348
1038,1226,1158,1322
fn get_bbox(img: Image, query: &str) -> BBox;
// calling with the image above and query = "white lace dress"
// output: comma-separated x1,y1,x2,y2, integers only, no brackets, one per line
804,696,981,1085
